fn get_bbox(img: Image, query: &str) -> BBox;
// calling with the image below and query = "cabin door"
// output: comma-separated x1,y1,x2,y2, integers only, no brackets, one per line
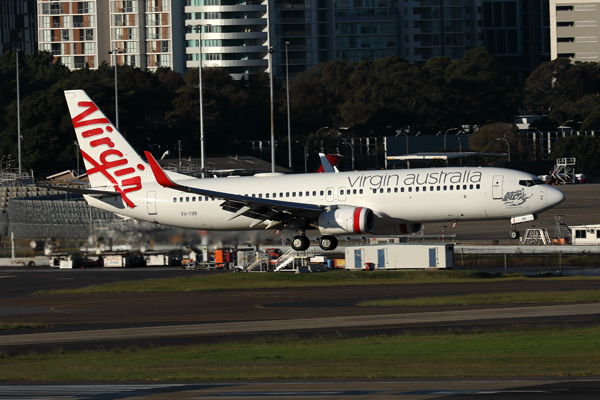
147,192,157,215
492,175,504,200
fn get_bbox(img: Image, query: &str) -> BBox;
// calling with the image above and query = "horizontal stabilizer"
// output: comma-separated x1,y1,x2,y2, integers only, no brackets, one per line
37,185,121,199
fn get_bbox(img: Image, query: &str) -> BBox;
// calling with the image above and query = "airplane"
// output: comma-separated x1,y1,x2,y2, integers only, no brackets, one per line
46,90,566,251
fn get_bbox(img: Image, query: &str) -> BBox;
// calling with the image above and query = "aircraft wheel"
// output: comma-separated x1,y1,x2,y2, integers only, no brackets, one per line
319,236,338,251
292,235,310,251
509,230,520,239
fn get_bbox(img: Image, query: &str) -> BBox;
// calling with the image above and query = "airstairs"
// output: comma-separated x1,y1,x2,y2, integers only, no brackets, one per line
520,228,552,245
554,215,572,240
550,158,576,184
274,249,297,271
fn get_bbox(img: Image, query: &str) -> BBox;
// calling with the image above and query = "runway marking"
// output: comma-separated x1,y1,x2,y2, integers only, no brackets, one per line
208,390,382,397
0,383,235,399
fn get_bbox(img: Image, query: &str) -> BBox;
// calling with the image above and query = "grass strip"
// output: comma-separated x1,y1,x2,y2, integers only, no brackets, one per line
358,289,600,307
40,270,596,294
1,324,600,379
0,322,53,331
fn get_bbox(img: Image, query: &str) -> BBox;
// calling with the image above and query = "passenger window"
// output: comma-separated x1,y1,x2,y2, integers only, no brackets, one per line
192,197,196,202
359,189,363,194
299,192,302,197
450,185,453,190
312,191,316,196
320,190,324,196
437,186,441,191
205,196,209,201
416,187,419,192
186,197,189,202
306,191,309,196
373,189,377,194
292,192,296,197
470,184,473,189
353,189,357,194
394,188,398,193
173,198,176,203
463,185,467,190
199,197,202,201
443,186,447,190
423,187,426,191
280,193,283,197
259,194,263,198
401,187,404,192
266,193,269,198
430,186,434,191
379,188,384,193
456,185,460,191
476,184,480,189
340,190,344,195
347,189,350,195
408,187,412,192
179,197,183,202
327,190,332,195
286,192,290,197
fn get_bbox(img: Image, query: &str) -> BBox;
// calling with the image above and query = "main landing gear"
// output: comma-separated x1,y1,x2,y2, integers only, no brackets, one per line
291,235,310,251
291,234,339,251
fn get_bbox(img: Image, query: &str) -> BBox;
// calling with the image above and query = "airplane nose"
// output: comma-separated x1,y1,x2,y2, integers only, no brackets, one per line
547,186,566,207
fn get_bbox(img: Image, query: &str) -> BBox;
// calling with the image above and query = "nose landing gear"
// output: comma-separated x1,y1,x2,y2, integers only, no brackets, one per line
509,224,520,239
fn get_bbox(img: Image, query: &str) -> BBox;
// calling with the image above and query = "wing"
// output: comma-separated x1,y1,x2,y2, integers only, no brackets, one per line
144,151,324,228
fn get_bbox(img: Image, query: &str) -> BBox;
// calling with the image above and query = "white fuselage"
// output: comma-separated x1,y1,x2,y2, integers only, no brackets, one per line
84,167,565,234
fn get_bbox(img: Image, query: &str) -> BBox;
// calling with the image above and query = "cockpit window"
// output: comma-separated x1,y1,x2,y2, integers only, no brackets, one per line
519,179,544,187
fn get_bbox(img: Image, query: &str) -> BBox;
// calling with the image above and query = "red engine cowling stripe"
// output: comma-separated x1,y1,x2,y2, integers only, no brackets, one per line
353,207,363,233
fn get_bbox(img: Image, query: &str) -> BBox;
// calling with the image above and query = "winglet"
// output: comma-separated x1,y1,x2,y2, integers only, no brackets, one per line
317,153,341,173
144,151,179,189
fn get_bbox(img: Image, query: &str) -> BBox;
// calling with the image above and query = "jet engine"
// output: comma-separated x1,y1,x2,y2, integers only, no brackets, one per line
371,223,422,235
317,207,375,235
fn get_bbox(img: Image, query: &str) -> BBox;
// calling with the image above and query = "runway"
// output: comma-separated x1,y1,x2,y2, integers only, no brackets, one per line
1,379,600,399
2,303,599,347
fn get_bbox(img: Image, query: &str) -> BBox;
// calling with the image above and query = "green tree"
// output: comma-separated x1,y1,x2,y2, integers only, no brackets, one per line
469,123,529,161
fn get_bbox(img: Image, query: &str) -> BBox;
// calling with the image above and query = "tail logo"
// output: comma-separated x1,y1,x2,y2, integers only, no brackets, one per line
74,101,144,208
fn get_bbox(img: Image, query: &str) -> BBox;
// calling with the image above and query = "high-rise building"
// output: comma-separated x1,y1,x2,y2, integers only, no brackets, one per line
400,0,482,65
550,0,600,62
37,0,184,72
184,0,269,80
482,0,550,81
1,0,38,55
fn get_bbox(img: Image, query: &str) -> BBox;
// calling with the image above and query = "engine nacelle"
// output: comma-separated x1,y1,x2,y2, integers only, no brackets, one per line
317,207,375,235
371,223,422,235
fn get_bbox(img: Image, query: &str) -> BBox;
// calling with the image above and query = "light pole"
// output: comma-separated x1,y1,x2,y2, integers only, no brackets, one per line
15,48,21,175
560,119,572,137
296,140,307,173
109,48,122,130
342,140,354,170
187,24,206,178
496,138,510,162
285,41,291,169
268,45,276,173
444,128,459,151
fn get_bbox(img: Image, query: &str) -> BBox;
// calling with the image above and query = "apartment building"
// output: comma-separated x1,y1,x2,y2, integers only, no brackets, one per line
1,0,38,56
551,0,600,62
37,0,184,72
184,0,269,79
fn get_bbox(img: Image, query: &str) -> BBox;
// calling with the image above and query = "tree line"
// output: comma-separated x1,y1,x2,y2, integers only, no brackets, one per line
1,47,600,175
